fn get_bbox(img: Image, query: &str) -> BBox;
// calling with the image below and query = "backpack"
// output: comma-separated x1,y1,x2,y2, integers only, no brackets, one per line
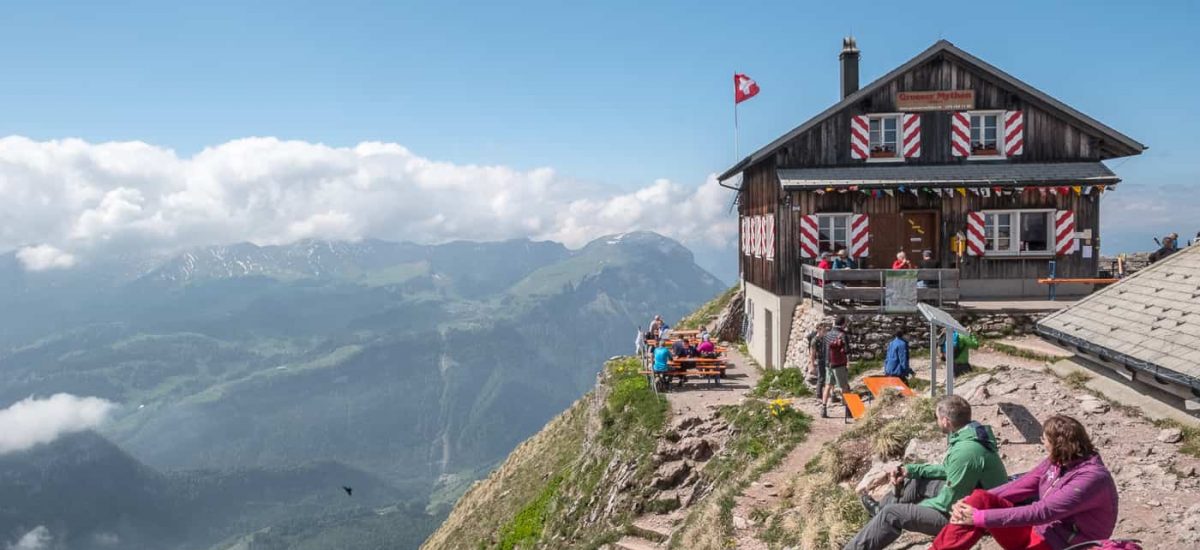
827,331,848,366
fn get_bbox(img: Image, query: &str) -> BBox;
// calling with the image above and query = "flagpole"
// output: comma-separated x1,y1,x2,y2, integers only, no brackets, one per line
734,98,740,162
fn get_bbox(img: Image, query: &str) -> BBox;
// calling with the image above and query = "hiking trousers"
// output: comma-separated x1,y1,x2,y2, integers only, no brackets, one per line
930,490,1052,550
843,478,948,550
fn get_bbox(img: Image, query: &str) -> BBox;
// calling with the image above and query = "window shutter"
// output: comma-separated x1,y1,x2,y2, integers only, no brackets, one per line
951,112,971,157
1004,110,1025,156
741,217,750,255
764,214,775,261
901,113,921,158
749,216,757,257
850,115,869,160
849,214,870,259
966,211,986,256
1055,210,1076,255
799,215,818,259
752,215,762,257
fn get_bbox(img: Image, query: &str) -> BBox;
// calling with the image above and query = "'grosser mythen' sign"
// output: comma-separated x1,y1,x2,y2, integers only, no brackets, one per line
896,90,975,111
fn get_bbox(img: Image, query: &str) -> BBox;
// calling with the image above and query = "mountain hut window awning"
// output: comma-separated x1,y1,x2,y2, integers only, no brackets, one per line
776,162,1119,189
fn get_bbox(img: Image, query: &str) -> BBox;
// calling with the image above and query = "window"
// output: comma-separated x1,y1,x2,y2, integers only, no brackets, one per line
969,112,1001,157
868,115,899,159
817,214,851,254
983,210,1054,256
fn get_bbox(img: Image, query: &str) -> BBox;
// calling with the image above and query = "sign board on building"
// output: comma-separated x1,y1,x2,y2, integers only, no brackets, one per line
896,90,976,112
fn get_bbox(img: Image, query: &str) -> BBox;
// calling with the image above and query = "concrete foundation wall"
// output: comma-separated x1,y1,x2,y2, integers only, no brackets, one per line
742,281,799,370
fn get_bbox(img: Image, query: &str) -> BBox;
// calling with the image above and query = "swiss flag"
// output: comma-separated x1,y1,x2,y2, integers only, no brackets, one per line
734,73,759,104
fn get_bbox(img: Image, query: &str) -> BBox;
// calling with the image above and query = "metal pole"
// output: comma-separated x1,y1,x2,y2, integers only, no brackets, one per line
946,332,956,396
734,101,740,162
929,324,938,398
1048,260,1057,301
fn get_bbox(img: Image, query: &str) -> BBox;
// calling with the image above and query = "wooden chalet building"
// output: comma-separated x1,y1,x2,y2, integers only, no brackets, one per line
726,38,1145,369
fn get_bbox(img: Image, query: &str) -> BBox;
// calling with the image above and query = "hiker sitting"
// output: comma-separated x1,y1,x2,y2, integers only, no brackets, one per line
696,337,717,358
884,329,914,382
820,316,853,418
658,323,671,341
651,341,673,386
845,395,1008,550
931,415,1118,550
832,249,857,270
918,250,939,289
892,251,915,270
672,337,698,358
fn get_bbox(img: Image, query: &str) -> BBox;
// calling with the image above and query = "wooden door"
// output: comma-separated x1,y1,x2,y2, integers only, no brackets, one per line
902,211,940,263
868,213,902,269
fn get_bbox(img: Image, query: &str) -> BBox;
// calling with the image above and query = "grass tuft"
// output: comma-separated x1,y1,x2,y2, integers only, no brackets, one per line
753,367,813,398
677,286,738,330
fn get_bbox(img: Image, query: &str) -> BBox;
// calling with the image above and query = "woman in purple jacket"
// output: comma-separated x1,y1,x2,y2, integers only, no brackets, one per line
931,415,1119,550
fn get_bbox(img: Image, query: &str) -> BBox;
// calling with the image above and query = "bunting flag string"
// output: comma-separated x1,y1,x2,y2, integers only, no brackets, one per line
1072,185,1082,196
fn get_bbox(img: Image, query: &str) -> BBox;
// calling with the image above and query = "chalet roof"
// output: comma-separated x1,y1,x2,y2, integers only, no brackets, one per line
719,40,1147,182
1038,245,1200,385
777,162,1118,188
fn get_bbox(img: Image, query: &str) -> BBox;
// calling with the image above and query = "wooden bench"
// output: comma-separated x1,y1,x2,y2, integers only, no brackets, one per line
639,369,723,388
863,376,915,398
1036,278,1120,285
843,392,867,422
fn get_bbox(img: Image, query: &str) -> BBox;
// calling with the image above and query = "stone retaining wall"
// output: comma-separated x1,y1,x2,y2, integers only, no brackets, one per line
782,300,1046,370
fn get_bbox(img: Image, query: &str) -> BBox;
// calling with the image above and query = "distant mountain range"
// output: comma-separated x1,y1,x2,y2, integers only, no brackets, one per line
0,232,726,549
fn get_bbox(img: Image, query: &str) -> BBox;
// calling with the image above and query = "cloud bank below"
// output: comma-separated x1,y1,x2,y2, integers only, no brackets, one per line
0,136,737,273
0,393,117,455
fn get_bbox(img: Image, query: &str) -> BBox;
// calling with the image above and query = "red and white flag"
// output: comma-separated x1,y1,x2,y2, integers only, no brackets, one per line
734,73,759,104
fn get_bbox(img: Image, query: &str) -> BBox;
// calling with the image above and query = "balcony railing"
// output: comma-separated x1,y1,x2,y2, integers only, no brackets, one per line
801,265,961,311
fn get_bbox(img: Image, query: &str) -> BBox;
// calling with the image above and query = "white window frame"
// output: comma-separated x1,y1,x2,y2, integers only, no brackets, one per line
816,213,853,254
981,209,1056,257
966,110,1006,160
866,113,904,163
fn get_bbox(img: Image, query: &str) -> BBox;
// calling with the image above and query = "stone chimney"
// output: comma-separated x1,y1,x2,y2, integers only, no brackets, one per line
840,36,860,99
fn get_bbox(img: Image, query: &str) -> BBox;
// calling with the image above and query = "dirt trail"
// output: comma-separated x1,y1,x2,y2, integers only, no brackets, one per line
730,398,848,550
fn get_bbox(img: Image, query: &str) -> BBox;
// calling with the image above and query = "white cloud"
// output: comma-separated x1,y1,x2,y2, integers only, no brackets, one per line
6,526,51,550
0,136,738,269
14,245,77,271
0,394,116,455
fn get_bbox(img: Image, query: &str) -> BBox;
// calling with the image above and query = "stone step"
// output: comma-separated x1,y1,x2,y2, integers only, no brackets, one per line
629,516,675,542
614,535,662,550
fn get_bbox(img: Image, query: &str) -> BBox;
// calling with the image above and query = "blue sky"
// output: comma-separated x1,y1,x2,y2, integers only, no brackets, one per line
1,0,1198,280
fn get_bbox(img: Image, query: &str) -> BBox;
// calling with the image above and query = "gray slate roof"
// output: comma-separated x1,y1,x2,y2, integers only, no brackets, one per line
720,40,1146,182
1038,245,1200,383
777,162,1118,188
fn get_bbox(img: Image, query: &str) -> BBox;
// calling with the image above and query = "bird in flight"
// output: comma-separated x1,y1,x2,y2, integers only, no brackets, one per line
342,486,353,496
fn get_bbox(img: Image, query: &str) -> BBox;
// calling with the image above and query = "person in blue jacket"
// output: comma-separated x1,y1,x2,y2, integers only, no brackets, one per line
653,341,672,373
884,329,914,382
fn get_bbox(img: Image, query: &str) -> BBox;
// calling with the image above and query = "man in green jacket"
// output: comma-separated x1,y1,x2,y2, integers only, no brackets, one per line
843,395,1007,550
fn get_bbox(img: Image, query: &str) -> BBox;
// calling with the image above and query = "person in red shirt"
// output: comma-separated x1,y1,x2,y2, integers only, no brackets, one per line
892,251,914,270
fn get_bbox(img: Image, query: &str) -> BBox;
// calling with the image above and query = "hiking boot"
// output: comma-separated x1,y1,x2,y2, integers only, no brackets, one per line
859,494,882,518
819,404,828,418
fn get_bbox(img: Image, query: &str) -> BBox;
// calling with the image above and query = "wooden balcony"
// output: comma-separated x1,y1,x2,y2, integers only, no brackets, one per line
801,265,961,312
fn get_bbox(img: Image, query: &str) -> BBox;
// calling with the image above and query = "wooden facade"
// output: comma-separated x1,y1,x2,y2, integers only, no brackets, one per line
734,40,1143,298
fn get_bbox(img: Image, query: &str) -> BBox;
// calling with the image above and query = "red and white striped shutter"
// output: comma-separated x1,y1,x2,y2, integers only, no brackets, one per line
799,215,819,259
748,214,758,258
749,216,757,257
1055,210,1076,255
849,214,870,258
966,211,986,256
850,115,869,160
901,113,921,158
1004,110,1025,156
951,112,971,157
764,214,775,261
741,217,749,255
